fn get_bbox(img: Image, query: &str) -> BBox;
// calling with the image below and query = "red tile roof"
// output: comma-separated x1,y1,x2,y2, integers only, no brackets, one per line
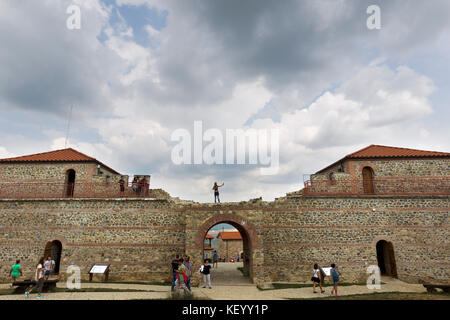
316,145,450,173
0,148,121,175
0,148,95,162
217,231,242,240
205,234,214,239
346,145,450,158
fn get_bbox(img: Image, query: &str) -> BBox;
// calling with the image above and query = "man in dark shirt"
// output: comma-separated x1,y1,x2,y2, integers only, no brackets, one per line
171,254,180,291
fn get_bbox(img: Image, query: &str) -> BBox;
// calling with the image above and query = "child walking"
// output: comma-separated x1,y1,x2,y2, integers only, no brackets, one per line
311,263,325,293
330,263,340,296
9,259,23,287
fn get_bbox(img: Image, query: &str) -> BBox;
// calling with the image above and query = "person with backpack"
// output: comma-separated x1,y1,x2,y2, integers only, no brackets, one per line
25,257,45,299
199,259,212,289
9,259,23,287
311,263,325,293
330,263,340,296
183,256,192,291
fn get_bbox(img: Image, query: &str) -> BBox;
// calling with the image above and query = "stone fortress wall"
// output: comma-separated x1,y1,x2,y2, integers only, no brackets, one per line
0,194,447,286
0,149,448,287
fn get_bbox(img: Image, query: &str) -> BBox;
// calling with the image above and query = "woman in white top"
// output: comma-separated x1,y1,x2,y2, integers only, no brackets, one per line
311,263,325,293
26,257,45,298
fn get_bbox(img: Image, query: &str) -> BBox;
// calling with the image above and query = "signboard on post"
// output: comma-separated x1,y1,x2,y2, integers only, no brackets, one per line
88,264,110,282
321,267,332,276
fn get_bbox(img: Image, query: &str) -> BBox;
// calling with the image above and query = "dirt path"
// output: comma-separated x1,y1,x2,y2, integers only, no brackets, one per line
209,262,252,286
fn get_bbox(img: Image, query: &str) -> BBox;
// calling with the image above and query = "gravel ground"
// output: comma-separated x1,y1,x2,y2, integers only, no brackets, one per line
0,264,428,300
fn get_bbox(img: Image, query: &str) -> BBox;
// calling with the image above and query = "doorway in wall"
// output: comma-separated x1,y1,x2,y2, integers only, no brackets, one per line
376,240,397,277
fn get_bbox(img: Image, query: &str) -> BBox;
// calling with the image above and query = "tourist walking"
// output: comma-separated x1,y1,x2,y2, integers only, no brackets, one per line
311,263,325,293
26,257,45,299
43,256,55,280
200,259,212,289
184,256,192,291
9,259,22,287
213,250,218,268
171,254,180,291
330,263,340,296
212,182,224,203
175,258,189,292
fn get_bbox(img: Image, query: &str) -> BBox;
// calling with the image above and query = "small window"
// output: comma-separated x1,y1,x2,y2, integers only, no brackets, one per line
362,167,374,193
329,172,336,185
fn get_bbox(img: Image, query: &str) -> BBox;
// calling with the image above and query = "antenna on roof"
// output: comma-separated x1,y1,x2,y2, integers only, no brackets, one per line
65,105,73,148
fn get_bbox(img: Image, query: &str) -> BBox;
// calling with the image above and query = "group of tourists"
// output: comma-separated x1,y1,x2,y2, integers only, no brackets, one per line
8,256,55,299
118,176,149,196
311,263,341,296
171,255,213,292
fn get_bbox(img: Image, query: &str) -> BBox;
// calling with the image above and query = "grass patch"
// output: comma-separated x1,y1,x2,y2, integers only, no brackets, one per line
0,287,157,296
288,291,450,300
85,280,170,286
258,282,385,291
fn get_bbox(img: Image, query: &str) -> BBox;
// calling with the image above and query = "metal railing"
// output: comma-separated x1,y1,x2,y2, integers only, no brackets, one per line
303,177,450,196
0,181,151,199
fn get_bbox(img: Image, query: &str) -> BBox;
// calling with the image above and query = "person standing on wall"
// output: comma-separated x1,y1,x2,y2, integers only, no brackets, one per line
119,176,125,193
212,250,219,268
9,259,23,288
212,182,224,203
132,176,139,194
311,263,325,293
171,254,180,291
26,257,45,299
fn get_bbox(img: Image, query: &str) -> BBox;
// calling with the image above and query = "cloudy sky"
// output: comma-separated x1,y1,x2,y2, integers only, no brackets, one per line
1,0,449,202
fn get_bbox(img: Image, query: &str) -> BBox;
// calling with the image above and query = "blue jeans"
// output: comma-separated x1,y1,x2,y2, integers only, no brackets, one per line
171,272,177,290
186,277,191,290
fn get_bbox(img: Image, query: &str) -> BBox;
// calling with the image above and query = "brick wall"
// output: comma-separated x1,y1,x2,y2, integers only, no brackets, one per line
217,238,243,260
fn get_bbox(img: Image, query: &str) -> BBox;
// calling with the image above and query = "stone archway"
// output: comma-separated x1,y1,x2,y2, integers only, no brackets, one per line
190,213,262,286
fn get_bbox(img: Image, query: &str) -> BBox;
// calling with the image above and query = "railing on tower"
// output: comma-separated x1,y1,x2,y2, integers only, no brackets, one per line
302,176,450,196
0,181,151,199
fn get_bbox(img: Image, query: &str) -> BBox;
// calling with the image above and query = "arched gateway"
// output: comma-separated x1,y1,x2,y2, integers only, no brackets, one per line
187,213,263,286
